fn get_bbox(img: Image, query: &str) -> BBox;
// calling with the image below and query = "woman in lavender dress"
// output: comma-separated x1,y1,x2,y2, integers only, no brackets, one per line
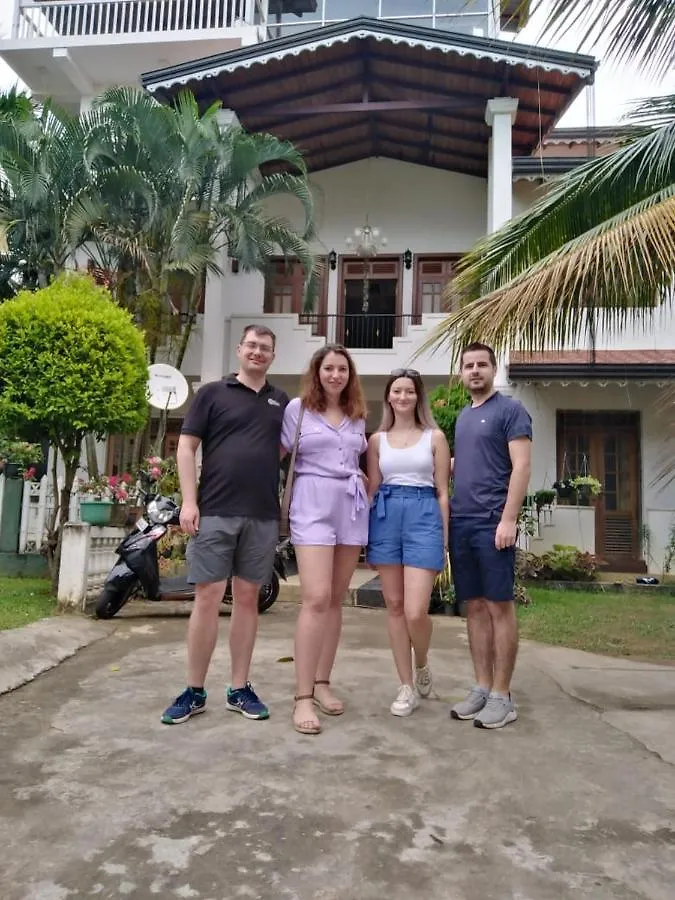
281,344,368,735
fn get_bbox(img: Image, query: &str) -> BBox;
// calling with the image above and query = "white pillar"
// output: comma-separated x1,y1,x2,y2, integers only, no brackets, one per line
485,97,518,389
57,523,91,610
326,262,339,344
401,259,414,332
485,97,518,233
195,107,240,388
200,250,228,386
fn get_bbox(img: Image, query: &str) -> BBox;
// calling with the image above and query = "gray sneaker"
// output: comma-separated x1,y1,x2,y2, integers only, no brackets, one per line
450,686,489,720
414,664,432,699
474,693,518,729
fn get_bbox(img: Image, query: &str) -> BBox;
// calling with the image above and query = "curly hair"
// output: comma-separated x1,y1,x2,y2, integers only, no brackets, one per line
299,344,367,420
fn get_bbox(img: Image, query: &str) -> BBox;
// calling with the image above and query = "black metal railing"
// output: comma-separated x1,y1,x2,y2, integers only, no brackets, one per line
296,313,423,350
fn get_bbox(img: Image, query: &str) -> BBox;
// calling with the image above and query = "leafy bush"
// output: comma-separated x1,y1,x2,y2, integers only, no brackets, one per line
429,380,470,452
516,545,598,582
0,437,43,471
0,273,148,582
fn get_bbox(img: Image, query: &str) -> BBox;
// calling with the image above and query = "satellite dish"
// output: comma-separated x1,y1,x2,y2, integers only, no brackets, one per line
147,363,190,411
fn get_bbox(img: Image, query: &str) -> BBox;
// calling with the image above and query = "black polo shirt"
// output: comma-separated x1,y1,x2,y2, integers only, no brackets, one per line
181,375,289,519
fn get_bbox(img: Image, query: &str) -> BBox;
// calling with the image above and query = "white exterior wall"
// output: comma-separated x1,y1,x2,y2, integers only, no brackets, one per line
182,157,488,381
272,158,487,255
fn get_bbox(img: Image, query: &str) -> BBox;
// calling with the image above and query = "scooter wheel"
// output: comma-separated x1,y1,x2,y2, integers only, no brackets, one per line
257,573,279,614
95,579,141,619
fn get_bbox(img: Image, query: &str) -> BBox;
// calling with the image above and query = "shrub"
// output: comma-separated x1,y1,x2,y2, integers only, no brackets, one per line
429,380,470,452
516,545,598,582
0,273,148,583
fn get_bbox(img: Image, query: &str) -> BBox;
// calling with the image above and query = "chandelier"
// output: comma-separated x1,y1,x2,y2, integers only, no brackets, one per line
345,220,387,258
345,219,387,312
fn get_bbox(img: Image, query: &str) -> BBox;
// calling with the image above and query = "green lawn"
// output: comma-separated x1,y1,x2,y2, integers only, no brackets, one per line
0,576,55,631
518,588,675,662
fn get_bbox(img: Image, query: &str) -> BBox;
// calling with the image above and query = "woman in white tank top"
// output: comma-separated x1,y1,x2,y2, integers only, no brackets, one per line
366,369,451,718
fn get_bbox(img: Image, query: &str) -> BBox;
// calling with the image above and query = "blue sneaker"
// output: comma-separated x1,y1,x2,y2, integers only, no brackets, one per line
161,687,207,725
225,682,269,720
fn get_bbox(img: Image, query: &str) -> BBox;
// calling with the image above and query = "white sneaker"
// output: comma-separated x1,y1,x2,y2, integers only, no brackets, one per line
414,664,432,699
390,684,420,717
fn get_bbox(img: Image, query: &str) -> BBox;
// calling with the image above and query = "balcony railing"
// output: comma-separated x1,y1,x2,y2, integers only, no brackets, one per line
265,0,492,39
292,312,430,350
12,0,265,40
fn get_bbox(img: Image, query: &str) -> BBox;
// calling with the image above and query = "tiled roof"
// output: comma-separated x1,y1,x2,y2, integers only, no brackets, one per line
510,350,675,365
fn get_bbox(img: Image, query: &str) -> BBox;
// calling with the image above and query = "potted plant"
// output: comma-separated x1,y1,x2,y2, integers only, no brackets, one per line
534,489,556,511
572,475,603,501
553,478,577,500
0,438,43,478
77,473,137,526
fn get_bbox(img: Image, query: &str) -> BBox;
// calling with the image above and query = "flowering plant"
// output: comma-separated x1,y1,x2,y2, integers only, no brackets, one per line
77,472,137,503
22,466,39,482
140,455,180,497
0,438,43,473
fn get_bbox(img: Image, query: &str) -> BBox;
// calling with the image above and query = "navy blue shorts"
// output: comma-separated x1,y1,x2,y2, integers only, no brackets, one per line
450,514,515,603
366,485,445,572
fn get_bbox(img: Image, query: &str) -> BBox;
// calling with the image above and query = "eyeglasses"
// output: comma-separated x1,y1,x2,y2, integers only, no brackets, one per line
391,368,420,378
241,340,274,355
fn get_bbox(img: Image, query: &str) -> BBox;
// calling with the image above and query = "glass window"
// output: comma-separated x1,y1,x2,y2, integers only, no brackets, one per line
324,0,379,20
433,13,489,34
421,282,443,313
434,0,488,11
380,0,433,17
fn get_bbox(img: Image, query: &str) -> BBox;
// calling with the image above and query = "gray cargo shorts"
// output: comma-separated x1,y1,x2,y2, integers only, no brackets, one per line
186,516,279,586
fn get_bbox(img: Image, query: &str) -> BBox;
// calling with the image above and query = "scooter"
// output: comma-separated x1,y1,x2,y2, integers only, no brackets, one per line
94,492,288,619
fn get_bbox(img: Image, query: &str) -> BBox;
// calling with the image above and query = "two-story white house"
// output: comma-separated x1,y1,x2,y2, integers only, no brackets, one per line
3,0,675,574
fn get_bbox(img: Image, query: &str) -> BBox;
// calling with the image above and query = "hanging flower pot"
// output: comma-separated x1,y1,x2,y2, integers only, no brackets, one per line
553,479,576,500
534,489,557,511
572,476,603,502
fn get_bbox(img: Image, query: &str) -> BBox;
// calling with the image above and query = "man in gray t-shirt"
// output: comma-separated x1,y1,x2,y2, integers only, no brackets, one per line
449,343,532,730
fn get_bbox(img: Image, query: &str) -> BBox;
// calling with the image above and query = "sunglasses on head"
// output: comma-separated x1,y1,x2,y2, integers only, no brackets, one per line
391,368,420,378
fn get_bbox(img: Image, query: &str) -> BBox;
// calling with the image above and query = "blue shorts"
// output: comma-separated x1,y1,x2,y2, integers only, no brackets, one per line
450,514,515,603
366,485,445,572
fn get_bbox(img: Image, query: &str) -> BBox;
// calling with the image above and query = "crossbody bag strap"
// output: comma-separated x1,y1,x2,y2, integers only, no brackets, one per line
280,403,305,531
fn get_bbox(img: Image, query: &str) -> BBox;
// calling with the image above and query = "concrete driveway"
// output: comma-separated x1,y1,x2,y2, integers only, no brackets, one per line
1,604,674,900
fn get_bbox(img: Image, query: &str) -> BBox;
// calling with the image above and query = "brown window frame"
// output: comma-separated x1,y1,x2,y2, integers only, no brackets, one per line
264,256,329,336
412,254,461,324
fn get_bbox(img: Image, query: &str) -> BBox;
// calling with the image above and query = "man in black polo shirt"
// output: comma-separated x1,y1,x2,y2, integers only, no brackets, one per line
161,324,289,724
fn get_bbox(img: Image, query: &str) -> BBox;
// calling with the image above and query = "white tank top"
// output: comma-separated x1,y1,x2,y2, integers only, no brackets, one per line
379,430,435,488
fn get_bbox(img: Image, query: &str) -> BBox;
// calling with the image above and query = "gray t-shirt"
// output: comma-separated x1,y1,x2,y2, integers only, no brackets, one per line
451,391,532,518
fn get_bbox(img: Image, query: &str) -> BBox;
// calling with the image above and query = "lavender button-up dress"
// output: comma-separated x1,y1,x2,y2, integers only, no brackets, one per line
281,397,369,546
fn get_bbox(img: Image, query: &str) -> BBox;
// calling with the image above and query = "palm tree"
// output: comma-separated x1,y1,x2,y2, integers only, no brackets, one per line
0,99,93,288
427,1,675,362
67,87,317,367
64,86,318,466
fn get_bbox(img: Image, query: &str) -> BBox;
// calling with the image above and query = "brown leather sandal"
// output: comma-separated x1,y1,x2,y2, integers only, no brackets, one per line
313,680,345,716
293,693,322,735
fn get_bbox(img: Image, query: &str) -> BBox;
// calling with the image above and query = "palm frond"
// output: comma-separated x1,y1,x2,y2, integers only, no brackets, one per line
224,173,315,240
424,188,675,363
523,0,675,78
452,119,675,303
625,93,675,128
652,385,675,488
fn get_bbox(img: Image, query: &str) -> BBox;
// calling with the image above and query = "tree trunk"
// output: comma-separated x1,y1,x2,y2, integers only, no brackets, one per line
51,449,80,595
44,447,61,587
84,434,99,478
174,276,203,370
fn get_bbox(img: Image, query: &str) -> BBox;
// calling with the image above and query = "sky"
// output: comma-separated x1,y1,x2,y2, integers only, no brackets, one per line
0,2,673,127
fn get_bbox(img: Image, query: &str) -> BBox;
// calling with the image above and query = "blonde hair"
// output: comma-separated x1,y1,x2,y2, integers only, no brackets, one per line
378,370,437,432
